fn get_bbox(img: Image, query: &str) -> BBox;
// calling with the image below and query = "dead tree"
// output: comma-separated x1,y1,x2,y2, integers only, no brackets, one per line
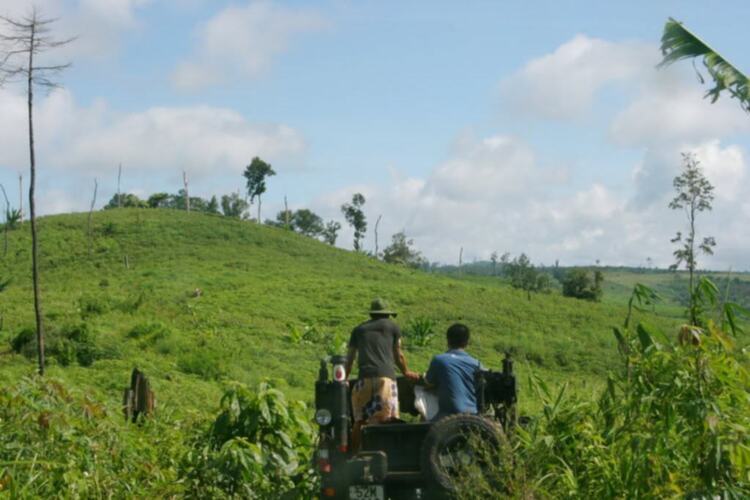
0,8,74,375
374,214,382,258
87,178,97,256
0,183,9,257
183,171,190,212
18,174,23,220
123,368,155,423
458,247,463,278
117,163,122,208
284,195,290,229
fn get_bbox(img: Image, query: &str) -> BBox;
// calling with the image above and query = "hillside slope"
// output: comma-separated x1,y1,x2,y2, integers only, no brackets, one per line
0,209,678,414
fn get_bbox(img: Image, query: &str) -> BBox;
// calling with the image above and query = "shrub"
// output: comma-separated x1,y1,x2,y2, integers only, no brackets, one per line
403,316,436,348
455,285,750,499
128,322,171,345
78,293,111,318
0,377,187,498
10,327,35,355
181,381,316,499
178,351,226,381
562,268,603,301
10,323,102,367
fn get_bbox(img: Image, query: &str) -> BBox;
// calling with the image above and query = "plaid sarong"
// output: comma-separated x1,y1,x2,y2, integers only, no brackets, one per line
351,377,399,423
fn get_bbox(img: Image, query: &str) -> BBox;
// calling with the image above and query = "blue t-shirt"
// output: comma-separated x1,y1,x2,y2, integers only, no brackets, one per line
425,349,481,420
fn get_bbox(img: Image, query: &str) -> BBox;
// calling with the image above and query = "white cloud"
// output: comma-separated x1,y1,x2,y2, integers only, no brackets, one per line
610,73,749,147
501,34,656,120
172,1,326,91
311,132,750,270
0,87,306,193
1,0,151,58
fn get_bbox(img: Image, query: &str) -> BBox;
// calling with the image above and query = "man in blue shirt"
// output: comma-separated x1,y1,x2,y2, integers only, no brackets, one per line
424,323,482,420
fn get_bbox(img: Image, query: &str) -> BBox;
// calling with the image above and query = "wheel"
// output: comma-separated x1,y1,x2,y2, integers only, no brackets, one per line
419,414,504,499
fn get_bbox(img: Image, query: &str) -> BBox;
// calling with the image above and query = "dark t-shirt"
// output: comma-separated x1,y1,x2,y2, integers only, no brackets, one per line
425,349,481,420
349,317,401,379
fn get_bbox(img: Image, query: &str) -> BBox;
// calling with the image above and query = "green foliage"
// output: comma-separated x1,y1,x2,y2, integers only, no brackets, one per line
382,231,426,269
669,153,716,325
506,253,551,300
659,17,750,112
104,193,148,209
243,157,276,221
403,316,436,348
0,377,188,498
341,193,367,251
562,268,603,301
11,323,102,367
220,192,248,218
77,293,111,318
5,208,21,230
271,209,326,238
181,381,316,499
286,324,347,356
321,220,341,246
178,351,227,381
127,321,171,346
457,282,750,499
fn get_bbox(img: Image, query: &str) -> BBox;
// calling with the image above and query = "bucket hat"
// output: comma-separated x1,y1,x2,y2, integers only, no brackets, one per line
369,298,397,316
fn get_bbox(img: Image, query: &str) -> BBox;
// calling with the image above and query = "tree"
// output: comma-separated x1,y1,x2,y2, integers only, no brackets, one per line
321,220,341,246
221,192,248,218
506,253,550,300
206,195,219,214
104,193,147,209
0,9,73,375
659,18,749,113
562,268,603,302
382,231,426,269
341,193,367,251
147,192,171,208
669,153,716,325
243,157,276,222
490,251,498,276
291,209,324,237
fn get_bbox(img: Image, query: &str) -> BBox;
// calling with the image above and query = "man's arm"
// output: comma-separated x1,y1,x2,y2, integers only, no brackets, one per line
345,345,357,378
394,339,419,381
423,357,438,389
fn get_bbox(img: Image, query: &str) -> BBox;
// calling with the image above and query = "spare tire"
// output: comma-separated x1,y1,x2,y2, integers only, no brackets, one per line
420,414,504,498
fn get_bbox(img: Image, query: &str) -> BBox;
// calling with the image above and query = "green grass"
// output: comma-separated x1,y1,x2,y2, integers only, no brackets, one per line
0,209,681,418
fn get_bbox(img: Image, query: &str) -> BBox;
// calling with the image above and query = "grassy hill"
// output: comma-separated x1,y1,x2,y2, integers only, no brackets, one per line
0,209,681,417
2,209,748,498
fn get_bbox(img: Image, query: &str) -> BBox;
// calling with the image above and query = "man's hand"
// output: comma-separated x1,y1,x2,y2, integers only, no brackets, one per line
404,370,420,382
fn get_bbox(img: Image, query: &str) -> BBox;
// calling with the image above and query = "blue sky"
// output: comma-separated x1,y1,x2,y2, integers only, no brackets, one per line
1,0,749,269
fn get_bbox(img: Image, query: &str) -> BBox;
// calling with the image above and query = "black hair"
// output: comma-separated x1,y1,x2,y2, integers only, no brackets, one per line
447,323,470,349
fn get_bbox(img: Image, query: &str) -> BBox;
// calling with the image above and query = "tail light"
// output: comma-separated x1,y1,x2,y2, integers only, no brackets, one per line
333,363,346,382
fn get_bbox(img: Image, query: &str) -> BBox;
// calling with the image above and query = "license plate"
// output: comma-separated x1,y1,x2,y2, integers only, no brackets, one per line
349,485,384,500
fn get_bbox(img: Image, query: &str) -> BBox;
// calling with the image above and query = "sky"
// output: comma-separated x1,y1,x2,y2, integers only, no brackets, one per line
1,0,749,270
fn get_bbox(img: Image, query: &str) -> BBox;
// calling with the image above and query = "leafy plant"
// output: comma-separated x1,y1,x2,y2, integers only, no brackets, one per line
455,281,750,499
177,351,226,381
659,17,750,112
403,316,436,347
181,381,316,499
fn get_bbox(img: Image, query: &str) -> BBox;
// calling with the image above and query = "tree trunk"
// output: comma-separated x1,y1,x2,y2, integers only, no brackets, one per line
257,196,262,223
284,195,290,229
689,203,696,325
18,174,23,221
374,214,382,258
87,178,97,256
0,183,9,258
28,23,45,376
117,163,122,208
458,247,463,278
183,171,190,213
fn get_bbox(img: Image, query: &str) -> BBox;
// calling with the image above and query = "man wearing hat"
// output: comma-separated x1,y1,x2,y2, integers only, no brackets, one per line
345,298,419,450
